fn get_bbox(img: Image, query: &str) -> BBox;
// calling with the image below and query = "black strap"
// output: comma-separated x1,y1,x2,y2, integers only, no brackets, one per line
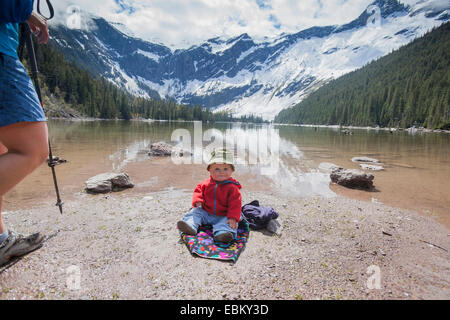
37,0,54,20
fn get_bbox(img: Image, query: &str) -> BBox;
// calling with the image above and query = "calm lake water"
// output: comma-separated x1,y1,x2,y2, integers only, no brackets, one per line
4,119,450,228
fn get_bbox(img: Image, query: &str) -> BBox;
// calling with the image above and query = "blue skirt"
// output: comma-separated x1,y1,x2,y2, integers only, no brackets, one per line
0,53,46,127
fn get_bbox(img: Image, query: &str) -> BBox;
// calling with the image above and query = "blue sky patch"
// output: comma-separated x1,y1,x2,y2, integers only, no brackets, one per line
255,0,272,10
114,0,136,14
269,14,281,29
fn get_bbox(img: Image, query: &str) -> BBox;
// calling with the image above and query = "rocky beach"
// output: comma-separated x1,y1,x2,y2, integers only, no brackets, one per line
0,187,448,300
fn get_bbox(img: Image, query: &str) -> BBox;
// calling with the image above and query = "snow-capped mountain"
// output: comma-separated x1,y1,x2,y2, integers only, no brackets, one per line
49,0,449,120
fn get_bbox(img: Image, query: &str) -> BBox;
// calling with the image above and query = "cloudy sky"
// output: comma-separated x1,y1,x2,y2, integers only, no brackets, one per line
44,0,418,48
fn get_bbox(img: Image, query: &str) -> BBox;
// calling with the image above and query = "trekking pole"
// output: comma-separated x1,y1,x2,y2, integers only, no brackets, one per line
20,23,63,214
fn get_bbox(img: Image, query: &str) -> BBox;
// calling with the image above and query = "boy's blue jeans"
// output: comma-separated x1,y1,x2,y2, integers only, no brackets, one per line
182,207,237,239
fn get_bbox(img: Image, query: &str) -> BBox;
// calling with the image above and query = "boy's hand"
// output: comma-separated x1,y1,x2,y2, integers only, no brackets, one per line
227,218,237,230
194,202,202,208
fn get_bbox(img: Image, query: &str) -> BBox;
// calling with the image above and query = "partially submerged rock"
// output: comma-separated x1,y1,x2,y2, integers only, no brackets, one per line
149,142,173,156
320,162,377,189
148,141,191,157
359,164,384,171
341,129,353,135
85,172,134,194
351,156,380,164
353,157,384,171
330,168,374,189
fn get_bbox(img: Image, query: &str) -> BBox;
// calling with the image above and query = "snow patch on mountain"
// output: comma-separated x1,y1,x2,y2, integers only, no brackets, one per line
135,49,161,62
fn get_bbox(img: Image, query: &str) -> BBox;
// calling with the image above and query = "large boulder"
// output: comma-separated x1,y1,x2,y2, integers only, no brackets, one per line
330,168,374,189
149,142,173,156
85,172,134,194
148,141,191,157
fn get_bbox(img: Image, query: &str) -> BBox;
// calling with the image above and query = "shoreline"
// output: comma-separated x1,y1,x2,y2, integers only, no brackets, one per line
1,189,449,300
4,125,449,232
273,122,450,134
47,117,450,134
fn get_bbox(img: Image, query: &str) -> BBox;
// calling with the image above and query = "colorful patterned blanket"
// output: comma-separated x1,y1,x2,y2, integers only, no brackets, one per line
180,220,250,263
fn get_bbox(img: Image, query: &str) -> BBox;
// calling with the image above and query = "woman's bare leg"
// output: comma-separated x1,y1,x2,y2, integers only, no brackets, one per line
0,199,6,234
0,121,49,195
0,122,49,234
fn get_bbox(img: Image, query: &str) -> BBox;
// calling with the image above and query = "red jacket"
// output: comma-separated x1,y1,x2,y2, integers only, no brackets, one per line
192,176,242,222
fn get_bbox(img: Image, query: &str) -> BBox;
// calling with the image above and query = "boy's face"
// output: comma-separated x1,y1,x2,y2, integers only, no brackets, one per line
208,163,234,182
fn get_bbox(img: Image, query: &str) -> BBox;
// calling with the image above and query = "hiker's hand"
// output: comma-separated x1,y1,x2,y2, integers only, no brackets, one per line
194,202,202,208
227,218,237,230
26,12,49,44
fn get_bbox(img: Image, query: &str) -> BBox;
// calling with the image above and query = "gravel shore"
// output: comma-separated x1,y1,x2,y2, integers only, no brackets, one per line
0,189,449,300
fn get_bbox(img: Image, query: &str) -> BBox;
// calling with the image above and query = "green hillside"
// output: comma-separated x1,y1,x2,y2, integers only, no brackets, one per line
275,22,450,129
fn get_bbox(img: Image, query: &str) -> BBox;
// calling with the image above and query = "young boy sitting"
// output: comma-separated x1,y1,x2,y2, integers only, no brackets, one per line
177,148,241,243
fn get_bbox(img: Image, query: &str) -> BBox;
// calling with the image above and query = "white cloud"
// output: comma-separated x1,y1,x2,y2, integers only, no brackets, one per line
44,0,419,49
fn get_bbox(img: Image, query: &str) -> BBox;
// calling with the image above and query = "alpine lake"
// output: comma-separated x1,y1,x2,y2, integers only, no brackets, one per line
4,119,450,229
